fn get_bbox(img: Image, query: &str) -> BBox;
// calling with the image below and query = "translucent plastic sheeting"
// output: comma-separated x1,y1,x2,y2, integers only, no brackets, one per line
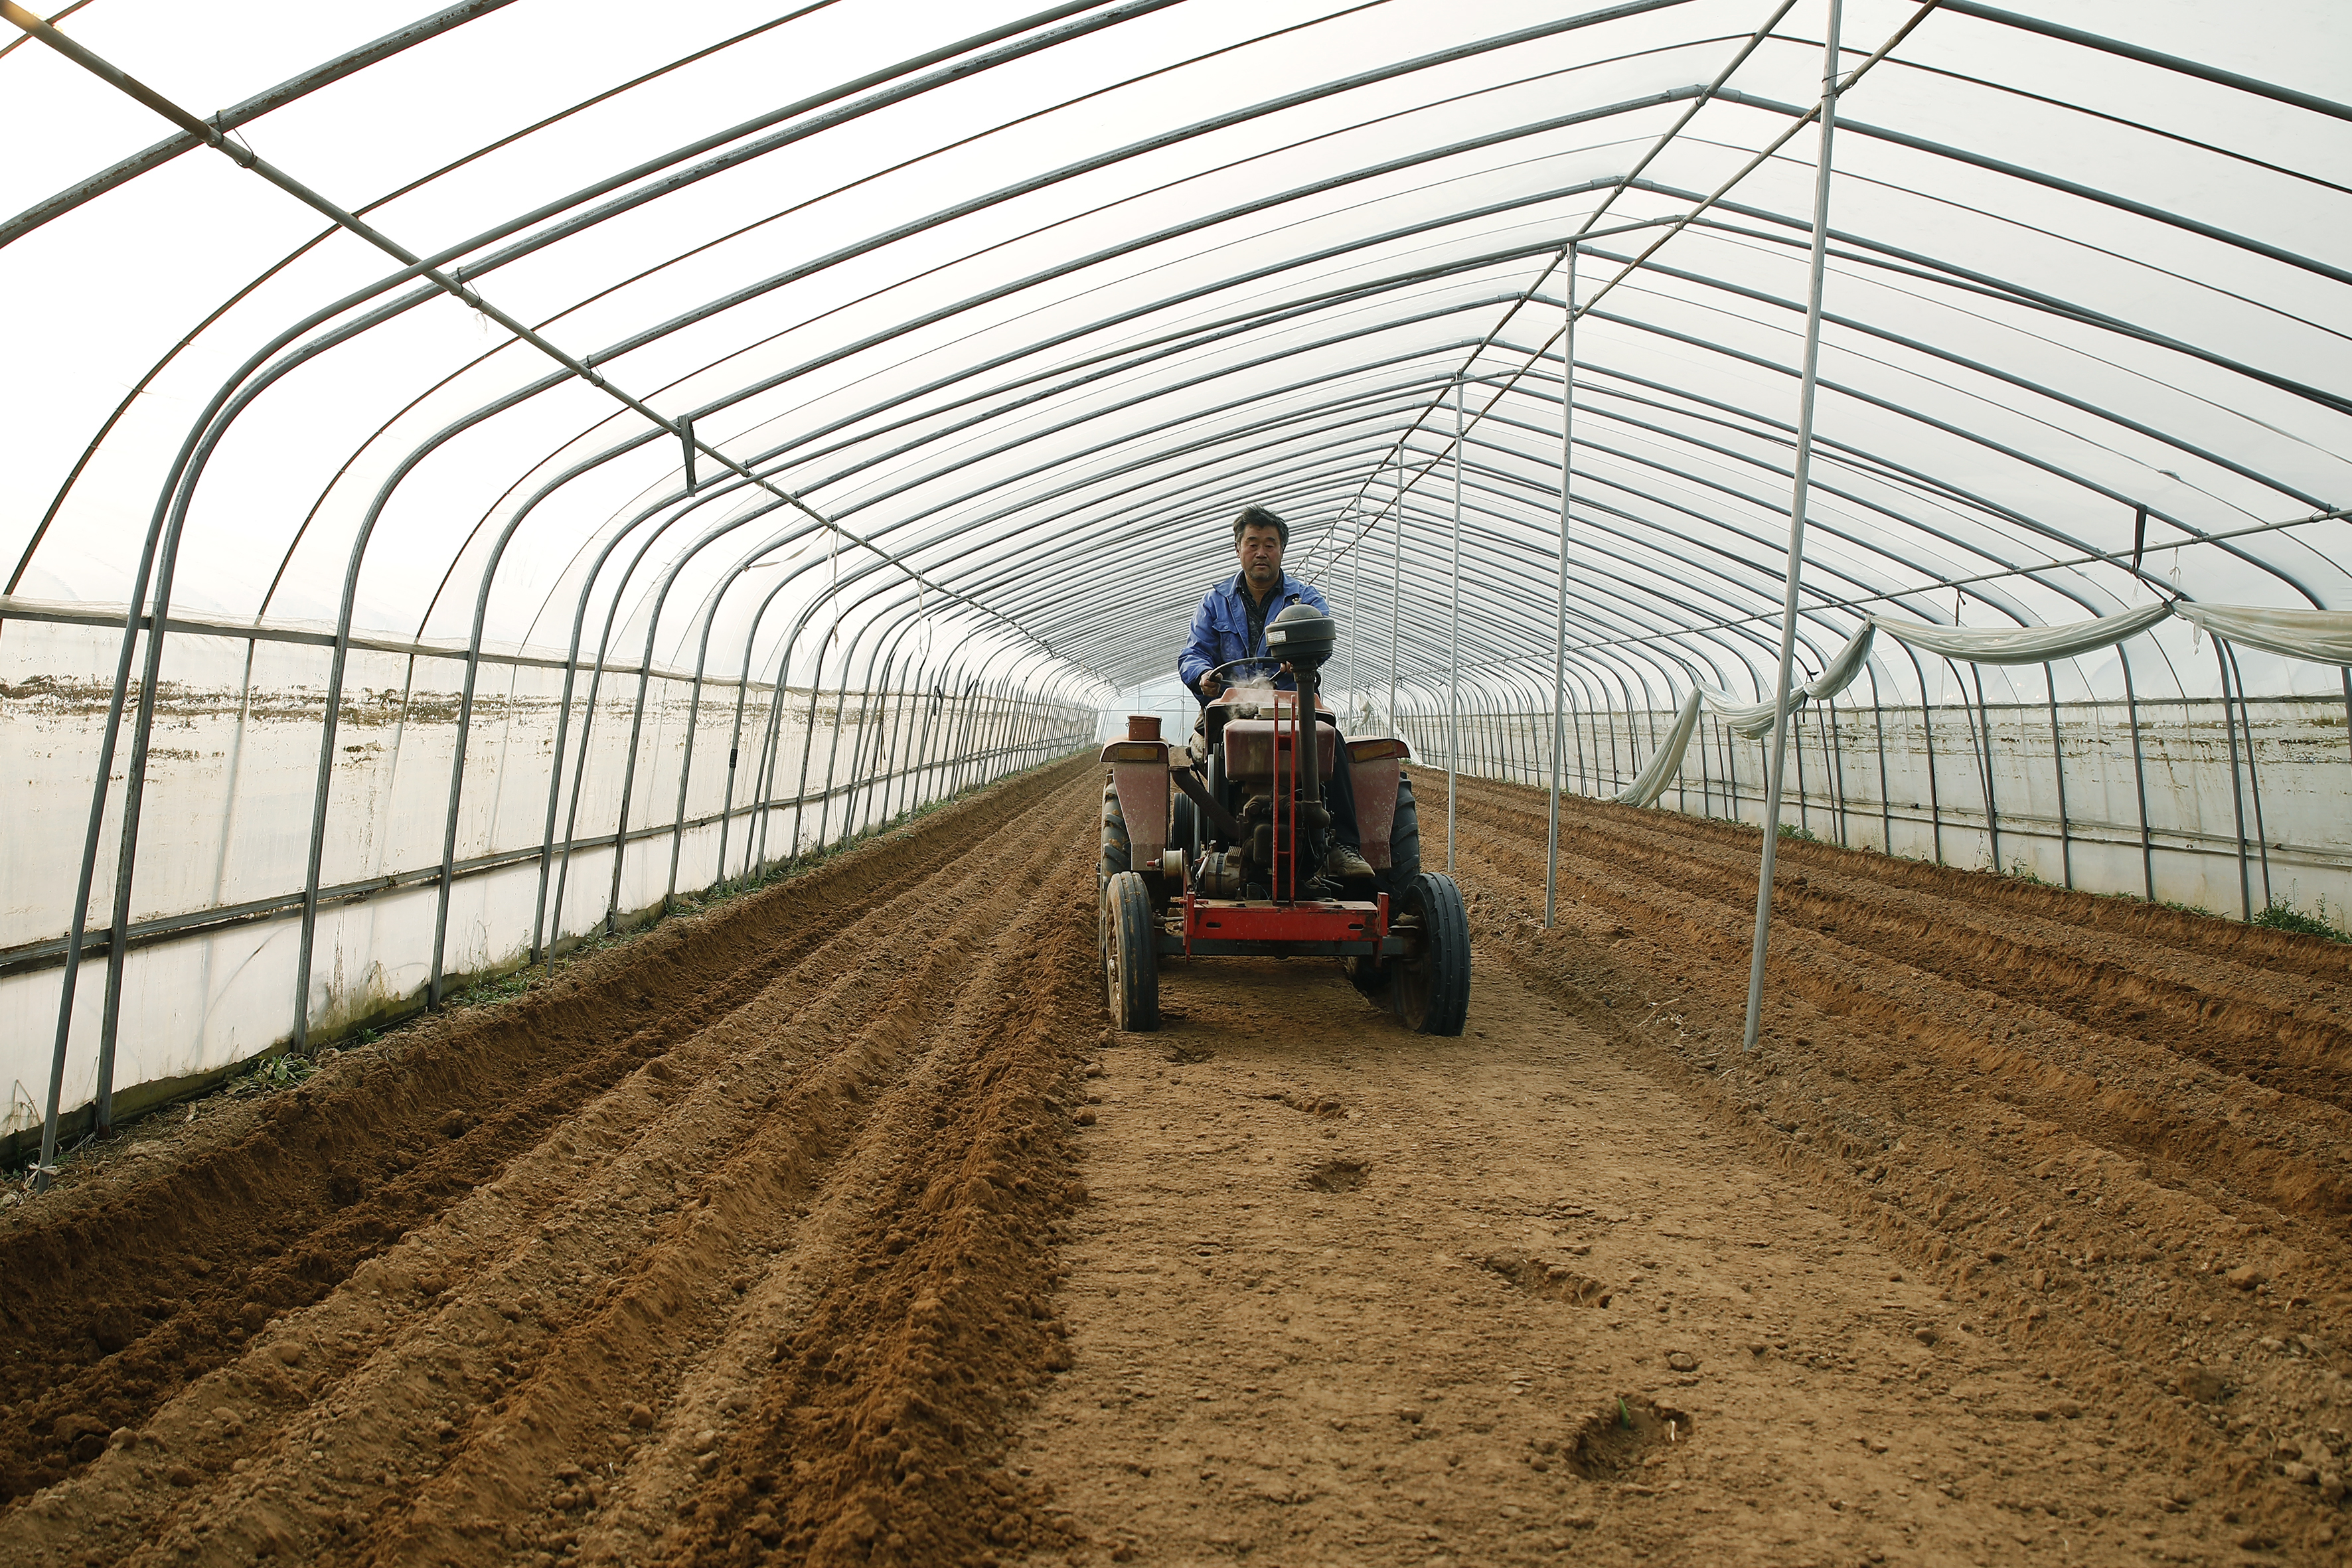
2,0,2349,1142
1613,597,2344,803
1404,688,2352,923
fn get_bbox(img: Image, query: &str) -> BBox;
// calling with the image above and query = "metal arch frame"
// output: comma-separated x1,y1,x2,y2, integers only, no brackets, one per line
23,12,2352,667
9,0,2349,1173
32,21,2333,681
41,93,2333,738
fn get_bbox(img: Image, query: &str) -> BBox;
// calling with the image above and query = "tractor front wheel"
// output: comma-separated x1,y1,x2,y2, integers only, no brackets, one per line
1103,870,1160,1031
1393,871,1470,1036
1382,769,1422,894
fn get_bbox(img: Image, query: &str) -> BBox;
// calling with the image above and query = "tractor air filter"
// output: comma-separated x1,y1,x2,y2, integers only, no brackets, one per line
1265,603,1336,668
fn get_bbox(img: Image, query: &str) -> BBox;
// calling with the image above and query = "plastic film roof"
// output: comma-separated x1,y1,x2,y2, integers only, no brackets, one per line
5,0,2349,713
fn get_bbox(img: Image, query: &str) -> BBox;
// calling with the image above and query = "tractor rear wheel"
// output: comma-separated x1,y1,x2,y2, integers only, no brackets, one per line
1101,781,1131,879
1103,870,1160,1031
1393,870,1470,1036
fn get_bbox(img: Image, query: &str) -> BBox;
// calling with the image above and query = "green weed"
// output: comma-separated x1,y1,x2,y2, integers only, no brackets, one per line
225,1053,315,1097
1776,822,1819,842
451,969,534,1008
2254,899,2351,943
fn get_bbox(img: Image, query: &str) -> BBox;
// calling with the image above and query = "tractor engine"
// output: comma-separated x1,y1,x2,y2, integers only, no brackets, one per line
1191,694,1343,898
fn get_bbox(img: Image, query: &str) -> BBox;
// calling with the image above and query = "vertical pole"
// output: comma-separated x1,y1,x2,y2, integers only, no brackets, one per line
787,624,834,858
1388,445,1402,735
2226,643,2273,912
1569,674,1590,795
1348,507,1360,720
880,651,917,825
1701,705,1716,817
907,678,940,816
1796,681,1816,832
1970,665,2001,872
1447,377,1464,871
1742,0,1842,1055
1545,247,1577,926
2120,643,2155,902
2045,661,2073,889
1822,690,1849,846
1867,664,1891,853
2215,637,2253,921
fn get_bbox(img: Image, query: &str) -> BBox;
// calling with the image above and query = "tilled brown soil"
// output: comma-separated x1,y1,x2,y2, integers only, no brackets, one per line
2,761,2348,1567
0,756,1103,1567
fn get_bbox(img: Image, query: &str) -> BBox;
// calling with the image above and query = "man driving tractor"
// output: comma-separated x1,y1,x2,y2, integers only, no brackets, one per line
1178,505,1375,882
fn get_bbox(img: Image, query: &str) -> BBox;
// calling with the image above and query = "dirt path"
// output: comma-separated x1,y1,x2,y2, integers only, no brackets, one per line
2,761,2347,1566
1022,773,2352,1567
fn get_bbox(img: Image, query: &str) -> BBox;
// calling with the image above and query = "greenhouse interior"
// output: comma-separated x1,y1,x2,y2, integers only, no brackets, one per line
1,1,2347,1562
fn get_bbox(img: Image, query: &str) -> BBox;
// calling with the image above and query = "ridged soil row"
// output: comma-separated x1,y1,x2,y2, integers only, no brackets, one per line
1517,780,2352,988
0,759,1088,1504
1425,773,2352,1546
653,777,1104,1567
1451,781,2352,1223
0,757,1098,1568
1464,786,2352,1110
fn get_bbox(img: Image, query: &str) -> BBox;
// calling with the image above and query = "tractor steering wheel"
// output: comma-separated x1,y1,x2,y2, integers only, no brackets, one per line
1203,656,1287,692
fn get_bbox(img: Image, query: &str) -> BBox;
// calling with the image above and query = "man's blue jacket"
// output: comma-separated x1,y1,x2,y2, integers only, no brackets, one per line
1177,570,1332,696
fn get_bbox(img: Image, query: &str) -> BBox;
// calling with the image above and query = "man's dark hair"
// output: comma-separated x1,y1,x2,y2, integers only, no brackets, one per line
1232,505,1289,547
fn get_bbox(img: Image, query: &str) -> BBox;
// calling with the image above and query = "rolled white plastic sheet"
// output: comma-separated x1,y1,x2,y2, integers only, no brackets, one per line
2170,603,2352,667
1605,599,2349,809
1865,601,2173,665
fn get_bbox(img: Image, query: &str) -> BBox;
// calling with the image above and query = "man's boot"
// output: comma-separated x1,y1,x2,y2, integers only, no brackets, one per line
1322,841,1374,882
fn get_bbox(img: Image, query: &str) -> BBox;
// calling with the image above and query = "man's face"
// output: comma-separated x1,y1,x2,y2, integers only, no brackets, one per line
1236,523,1284,591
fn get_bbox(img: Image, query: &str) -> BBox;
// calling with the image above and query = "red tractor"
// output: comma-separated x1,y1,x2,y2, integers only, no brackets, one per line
1097,605,1471,1034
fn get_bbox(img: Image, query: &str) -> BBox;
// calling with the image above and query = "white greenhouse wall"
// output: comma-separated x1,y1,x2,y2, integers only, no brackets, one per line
1,610,1090,1148
1401,692,2352,924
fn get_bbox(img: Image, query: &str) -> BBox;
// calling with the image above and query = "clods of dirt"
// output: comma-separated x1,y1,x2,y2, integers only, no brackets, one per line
1561,1393,1694,1479
1304,1159,1366,1192
1474,1249,1612,1305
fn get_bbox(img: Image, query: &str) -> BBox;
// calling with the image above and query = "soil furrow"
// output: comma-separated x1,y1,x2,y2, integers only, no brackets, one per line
1461,788,2352,1021
7,756,2351,1567
1449,785,2352,1228
0,761,1097,1566
0,761,1083,1513
1420,773,2350,1556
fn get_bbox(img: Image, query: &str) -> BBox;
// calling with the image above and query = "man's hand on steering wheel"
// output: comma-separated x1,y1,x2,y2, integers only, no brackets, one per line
1198,671,1225,700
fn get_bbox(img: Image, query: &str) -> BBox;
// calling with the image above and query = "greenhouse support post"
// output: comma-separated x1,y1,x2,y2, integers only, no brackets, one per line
2045,661,2073,888
710,580,789,892
1347,506,1360,708
1742,0,1842,1057
2118,643,2156,902
2225,643,2273,911
1544,248,1577,925
878,643,916,826
813,616,878,852
787,604,842,862
1972,666,2001,872
1448,376,1463,872
662,590,746,909
2214,637,2253,921
836,655,888,844
1388,445,1401,735
1796,691,1816,841
1866,663,1892,853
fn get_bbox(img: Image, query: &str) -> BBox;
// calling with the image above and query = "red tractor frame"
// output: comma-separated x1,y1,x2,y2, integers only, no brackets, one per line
1097,607,1470,1035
